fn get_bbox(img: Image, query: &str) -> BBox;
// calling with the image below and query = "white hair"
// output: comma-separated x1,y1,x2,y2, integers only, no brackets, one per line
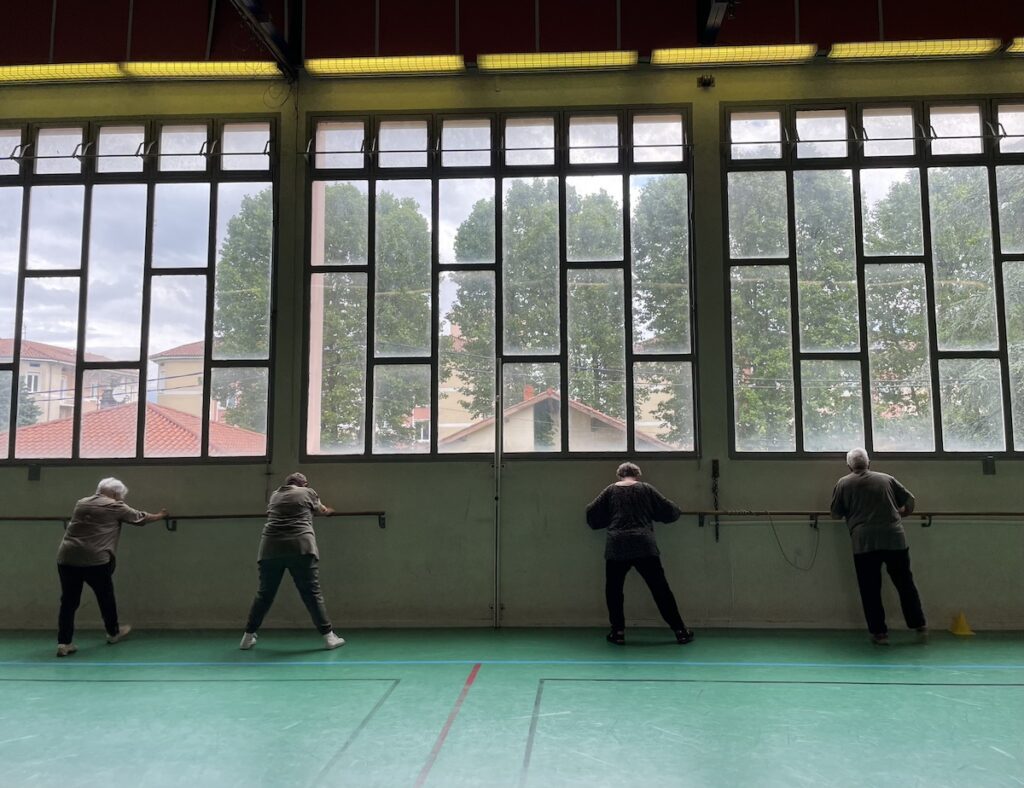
96,477,128,499
846,448,870,471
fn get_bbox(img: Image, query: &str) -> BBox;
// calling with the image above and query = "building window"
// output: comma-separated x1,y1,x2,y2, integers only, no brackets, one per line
306,109,695,456
0,119,275,461
726,100,1021,455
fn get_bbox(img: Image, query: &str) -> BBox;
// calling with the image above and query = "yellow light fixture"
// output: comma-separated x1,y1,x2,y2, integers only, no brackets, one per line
652,44,817,66
0,62,124,83
306,56,464,76
1007,38,1024,54
121,61,281,79
828,38,1002,60
476,51,638,71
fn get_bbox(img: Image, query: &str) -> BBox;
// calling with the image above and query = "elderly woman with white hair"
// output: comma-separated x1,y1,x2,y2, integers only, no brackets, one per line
55,478,168,657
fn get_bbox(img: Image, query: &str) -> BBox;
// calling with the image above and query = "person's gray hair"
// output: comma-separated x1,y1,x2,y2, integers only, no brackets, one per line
616,462,642,479
96,477,128,499
285,472,308,487
846,447,870,471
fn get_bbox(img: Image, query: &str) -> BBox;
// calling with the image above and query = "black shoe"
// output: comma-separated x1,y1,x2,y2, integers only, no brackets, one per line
606,630,625,645
674,629,695,645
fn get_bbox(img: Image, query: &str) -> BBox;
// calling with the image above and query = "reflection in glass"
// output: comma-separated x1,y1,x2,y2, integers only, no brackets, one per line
568,269,626,452
0,187,22,337
209,367,268,456
566,175,623,262
159,125,207,172
860,168,923,256
222,123,270,170
372,365,430,453
862,107,915,157
801,360,864,452
731,266,795,451
153,183,210,268
929,106,982,156
311,180,368,266
1004,263,1024,449
85,184,146,361
0,129,19,176
379,121,428,168
97,126,144,173
442,119,490,167
633,114,684,163
569,116,618,164
440,178,494,264
27,185,84,269
35,127,82,175
316,121,365,169
633,361,694,451
503,363,561,452
308,273,367,455
939,359,1005,451
730,111,781,159
214,182,273,360
998,104,1024,154
796,110,847,158
505,117,554,166
996,166,1024,255
79,369,140,458
631,173,689,353
728,171,788,258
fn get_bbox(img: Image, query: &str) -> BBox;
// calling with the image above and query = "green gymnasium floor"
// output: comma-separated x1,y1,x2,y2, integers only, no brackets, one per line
1,629,1022,787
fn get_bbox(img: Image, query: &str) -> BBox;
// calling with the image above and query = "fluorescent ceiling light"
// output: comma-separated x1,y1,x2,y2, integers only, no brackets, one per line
828,39,1002,60
121,61,280,79
1007,38,1024,54
476,51,638,71
306,56,464,76
652,45,817,66
0,63,124,83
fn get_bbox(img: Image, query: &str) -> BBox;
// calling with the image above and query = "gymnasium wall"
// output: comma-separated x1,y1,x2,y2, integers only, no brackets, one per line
1,59,1022,631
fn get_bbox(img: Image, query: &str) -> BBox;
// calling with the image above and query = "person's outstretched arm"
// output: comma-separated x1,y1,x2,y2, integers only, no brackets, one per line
586,488,610,530
648,485,682,524
118,503,168,526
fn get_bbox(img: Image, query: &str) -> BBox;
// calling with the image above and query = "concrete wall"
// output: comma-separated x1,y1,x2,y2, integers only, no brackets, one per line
1,60,1022,631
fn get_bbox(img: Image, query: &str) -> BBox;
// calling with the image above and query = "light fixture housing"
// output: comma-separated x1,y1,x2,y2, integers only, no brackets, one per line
0,63,125,83
121,61,281,79
305,56,465,76
651,44,818,66
828,38,1002,60
476,51,638,72
1007,38,1024,54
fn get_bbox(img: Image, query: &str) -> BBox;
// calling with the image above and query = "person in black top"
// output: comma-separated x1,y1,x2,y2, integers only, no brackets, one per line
586,462,693,645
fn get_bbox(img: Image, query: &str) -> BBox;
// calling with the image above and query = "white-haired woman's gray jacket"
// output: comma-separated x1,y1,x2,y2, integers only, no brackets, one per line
57,495,150,567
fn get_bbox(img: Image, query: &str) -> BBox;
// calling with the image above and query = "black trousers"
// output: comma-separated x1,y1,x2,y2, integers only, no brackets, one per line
57,560,119,643
853,548,926,635
605,556,687,632
245,553,333,634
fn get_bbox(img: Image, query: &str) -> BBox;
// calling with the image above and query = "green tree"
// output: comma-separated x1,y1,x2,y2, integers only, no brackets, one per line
0,376,41,428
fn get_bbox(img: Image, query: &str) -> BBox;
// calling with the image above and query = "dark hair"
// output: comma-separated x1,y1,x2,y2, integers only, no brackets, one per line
285,472,308,487
616,462,642,479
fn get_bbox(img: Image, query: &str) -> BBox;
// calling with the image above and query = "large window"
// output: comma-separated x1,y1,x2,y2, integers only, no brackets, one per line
726,101,1023,454
0,119,274,460
306,109,695,456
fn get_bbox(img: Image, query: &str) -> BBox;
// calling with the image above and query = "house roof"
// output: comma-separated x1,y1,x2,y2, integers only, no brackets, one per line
0,338,110,365
2,401,265,459
149,340,205,361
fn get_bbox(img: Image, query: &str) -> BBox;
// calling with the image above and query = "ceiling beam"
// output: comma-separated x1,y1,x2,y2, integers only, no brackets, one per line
227,0,299,80
698,0,733,45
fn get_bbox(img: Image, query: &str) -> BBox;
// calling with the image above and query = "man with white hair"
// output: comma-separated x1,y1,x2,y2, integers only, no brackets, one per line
55,478,168,657
830,448,927,645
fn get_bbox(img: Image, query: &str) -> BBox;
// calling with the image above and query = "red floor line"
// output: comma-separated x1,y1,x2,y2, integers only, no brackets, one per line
414,662,482,787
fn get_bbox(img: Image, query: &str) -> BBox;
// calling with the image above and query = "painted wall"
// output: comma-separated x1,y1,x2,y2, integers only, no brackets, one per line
1,60,1022,632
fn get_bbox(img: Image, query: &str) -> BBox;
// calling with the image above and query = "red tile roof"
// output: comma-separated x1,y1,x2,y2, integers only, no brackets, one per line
0,338,110,365
1,401,265,459
149,341,205,361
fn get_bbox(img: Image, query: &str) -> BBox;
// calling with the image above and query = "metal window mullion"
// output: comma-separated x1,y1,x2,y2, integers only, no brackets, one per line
784,169,804,453
494,155,505,454
200,179,217,457
557,113,569,453
6,177,31,459
137,180,156,459
430,163,440,454
987,154,1015,452
622,167,635,453
850,166,874,454
364,169,377,454
70,179,93,460
918,165,944,452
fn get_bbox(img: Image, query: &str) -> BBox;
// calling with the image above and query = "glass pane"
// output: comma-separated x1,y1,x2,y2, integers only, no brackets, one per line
794,170,859,352
633,361,694,451
730,266,795,451
379,120,427,168
727,171,788,259
153,183,210,268
85,184,146,361
214,182,273,360
997,104,1024,154
566,175,623,262
97,126,144,173
801,360,864,452
146,276,206,457
0,129,19,176
0,187,22,338
311,180,368,266
569,115,618,164
222,122,270,170
630,173,690,354
861,168,923,256
865,264,934,452
929,105,982,156
27,185,84,270
79,369,140,458
568,269,626,452
939,359,1004,451
0,370,10,458
862,107,915,157
308,272,367,455
15,277,79,458
796,109,847,158
928,167,998,351
159,124,207,172
35,127,81,175
442,118,490,167
1005,262,1024,448
209,367,268,456
503,177,559,355
440,178,494,264
505,117,554,166
372,364,430,453
316,121,364,169
730,111,781,159
375,180,431,357
633,114,684,163
502,362,561,452
997,166,1024,255
438,271,495,452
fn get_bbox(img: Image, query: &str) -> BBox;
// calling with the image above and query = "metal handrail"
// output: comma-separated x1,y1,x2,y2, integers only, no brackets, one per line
0,511,386,531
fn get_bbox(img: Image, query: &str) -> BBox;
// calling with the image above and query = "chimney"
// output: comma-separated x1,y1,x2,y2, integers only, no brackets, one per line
523,384,535,399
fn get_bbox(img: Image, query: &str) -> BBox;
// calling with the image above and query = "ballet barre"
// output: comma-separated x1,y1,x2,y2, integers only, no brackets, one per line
0,511,387,531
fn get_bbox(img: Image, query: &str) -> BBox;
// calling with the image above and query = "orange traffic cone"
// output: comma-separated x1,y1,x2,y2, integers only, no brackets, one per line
950,611,975,636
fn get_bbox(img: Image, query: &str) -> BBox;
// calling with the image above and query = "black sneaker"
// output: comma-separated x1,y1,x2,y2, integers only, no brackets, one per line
674,629,695,645
606,630,625,645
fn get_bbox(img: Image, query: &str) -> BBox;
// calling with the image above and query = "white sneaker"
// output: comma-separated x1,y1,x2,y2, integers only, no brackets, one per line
56,643,77,657
323,632,346,650
106,625,132,644
239,632,258,650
